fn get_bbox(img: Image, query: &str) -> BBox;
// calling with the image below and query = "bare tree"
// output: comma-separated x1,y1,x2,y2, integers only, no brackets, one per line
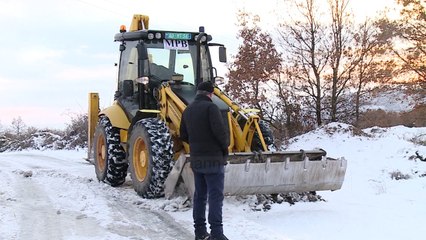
277,0,392,125
326,0,363,122
396,0,426,84
377,0,426,85
277,0,330,126
11,116,26,136
351,19,396,123
273,72,308,138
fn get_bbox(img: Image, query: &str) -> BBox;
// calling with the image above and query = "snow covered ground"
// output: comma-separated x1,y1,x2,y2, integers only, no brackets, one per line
1,123,425,240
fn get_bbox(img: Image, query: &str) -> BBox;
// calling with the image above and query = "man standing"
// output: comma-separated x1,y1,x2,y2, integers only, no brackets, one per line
180,81,229,240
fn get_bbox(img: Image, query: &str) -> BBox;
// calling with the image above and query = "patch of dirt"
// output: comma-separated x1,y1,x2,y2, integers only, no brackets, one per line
237,192,326,212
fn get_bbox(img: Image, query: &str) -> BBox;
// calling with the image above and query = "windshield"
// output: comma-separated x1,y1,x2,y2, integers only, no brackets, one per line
145,40,212,85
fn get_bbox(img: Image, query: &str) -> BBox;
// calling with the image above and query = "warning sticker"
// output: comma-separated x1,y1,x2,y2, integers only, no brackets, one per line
163,39,189,50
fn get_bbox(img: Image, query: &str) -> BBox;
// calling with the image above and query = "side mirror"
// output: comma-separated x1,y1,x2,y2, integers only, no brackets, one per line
219,46,227,63
119,44,126,52
122,80,134,97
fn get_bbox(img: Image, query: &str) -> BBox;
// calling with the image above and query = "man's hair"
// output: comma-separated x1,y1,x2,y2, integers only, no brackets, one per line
197,81,214,93
196,90,212,96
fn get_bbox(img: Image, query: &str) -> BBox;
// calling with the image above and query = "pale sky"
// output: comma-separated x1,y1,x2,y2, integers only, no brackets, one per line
0,0,394,129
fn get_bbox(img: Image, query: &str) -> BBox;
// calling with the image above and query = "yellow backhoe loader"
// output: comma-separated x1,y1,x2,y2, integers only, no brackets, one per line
87,14,347,199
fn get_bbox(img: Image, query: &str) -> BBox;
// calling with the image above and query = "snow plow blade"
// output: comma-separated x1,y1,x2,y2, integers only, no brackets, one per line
223,150,347,195
165,149,347,198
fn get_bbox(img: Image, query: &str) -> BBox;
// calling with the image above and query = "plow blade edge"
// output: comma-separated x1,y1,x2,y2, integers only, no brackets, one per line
223,151,347,195
165,150,347,198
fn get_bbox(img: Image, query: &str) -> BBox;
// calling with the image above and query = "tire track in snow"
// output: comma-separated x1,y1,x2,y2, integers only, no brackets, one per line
0,168,107,240
0,151,193,239
13,174,64,239
0,166,19,240
105,199,193,240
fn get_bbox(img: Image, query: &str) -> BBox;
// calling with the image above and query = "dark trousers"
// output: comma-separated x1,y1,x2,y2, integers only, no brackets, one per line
192,165,225,238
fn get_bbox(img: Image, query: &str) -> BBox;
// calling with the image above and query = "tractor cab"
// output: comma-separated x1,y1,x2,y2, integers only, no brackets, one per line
113,22,226,120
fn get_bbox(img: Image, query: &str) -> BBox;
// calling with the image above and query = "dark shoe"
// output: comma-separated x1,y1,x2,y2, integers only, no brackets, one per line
195,233,210,240
210,234,229,240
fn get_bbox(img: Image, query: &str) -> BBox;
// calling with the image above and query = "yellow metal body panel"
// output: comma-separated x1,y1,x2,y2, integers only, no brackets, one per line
213,87,266,152
87,93,100,159
120,129,128,144
158,84,190,153
226,112,235,152
253,119,268,150
157,84,266,153
241,115,267,151
229,114,249,152
140,109,160,114
129,14,149,31
214,88,241,113
100,102,131,130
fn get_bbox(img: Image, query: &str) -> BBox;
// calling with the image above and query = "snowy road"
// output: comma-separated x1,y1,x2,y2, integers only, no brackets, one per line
1,125,426,240
0,151,193,240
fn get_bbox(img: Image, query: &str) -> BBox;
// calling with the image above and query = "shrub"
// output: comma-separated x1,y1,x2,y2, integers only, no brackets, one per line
63,113,88,149
400,104,426,127
356,109,401,128
0,113,88,152
356,105,426,129
390,171,411,180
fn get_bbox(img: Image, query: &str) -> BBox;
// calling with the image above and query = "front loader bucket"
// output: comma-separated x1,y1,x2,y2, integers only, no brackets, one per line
223,150,347,195
165,150,347,199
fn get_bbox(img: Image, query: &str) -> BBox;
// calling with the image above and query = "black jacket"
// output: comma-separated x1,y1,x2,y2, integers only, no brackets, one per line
180,94,228,169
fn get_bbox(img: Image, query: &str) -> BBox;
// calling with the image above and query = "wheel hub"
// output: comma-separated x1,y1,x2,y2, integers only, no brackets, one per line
139,151,146,167
133,137,148,182
96,136,106,171
101,145,106,160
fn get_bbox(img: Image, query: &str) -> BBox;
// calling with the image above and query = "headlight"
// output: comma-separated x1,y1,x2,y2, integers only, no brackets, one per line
136,77,149,85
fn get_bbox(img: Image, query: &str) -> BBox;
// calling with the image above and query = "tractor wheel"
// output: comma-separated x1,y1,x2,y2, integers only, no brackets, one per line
128,118,174,198
93,115,128,186
252,120,275,151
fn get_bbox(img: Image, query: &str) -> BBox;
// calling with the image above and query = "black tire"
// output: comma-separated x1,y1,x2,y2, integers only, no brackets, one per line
251,120,275,151
93,115,128,186
128,118,174,198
